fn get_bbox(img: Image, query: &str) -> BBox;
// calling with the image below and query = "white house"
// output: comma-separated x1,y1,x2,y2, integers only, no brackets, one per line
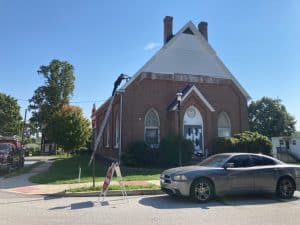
272,134,300,161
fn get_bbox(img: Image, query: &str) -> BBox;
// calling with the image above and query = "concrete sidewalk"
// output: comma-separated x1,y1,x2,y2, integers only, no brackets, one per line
0,161,160,196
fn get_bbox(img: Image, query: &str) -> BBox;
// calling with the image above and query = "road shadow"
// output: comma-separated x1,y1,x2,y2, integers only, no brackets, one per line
71,201,94,210
139,194,300,209
48,197,130,211
49,201,94,210
0,193,62,205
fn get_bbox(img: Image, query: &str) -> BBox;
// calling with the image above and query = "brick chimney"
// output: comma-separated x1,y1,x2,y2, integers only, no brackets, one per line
198,21,208,41
164,16,173,44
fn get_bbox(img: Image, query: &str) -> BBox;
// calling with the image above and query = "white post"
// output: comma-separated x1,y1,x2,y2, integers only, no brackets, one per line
78,166,81,183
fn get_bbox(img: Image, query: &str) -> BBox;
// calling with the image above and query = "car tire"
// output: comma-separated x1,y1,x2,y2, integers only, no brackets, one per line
190,178,214,203
276,177,295,199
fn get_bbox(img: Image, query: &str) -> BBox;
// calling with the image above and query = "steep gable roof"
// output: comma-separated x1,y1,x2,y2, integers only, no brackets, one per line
120,21,250,101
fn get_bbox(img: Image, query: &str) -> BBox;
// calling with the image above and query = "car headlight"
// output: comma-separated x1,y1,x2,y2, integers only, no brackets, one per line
173,175,188,181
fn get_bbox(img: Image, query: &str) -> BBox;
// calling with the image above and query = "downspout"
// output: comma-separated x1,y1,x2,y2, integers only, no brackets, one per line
118,93,123,165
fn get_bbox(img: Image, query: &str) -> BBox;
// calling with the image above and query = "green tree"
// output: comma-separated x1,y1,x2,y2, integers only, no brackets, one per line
248,97,296,138
0,93,22,136
29,59,75,138
46,105,91,154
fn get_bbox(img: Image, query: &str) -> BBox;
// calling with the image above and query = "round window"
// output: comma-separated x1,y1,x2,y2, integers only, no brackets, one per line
187,108,196,118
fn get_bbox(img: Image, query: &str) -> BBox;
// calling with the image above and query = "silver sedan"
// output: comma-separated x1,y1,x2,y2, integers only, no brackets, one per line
160,153,300,203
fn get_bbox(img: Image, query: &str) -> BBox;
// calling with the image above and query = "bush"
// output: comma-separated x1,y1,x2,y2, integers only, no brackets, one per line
122,141,159,167
25,143,41,156
213,131,272,155
158,135,194,167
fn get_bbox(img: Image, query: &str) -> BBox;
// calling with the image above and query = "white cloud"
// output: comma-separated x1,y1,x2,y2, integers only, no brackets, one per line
144,42,161,50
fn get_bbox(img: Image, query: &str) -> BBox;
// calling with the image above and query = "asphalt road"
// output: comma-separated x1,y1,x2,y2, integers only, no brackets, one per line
0,191,300,225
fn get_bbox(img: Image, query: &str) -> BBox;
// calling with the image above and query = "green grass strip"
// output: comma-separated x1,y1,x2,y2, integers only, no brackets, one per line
29,154,161,184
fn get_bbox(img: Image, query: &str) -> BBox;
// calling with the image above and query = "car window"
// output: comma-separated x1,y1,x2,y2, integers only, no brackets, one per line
0,143,11,153
227,155,252,168
198,154,230,167
251,155,276,166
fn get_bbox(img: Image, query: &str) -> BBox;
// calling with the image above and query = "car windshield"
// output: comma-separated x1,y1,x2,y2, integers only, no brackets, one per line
0,143,10,153
198,154,230,167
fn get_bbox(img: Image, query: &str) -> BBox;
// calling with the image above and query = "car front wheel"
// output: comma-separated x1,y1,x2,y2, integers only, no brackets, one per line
276,177,295,199
190,178,214,203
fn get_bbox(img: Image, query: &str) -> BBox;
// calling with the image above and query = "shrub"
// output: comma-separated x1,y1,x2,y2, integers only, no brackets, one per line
213,131,272,155
25,143,41,156
122,141,159,167
158,135,194,167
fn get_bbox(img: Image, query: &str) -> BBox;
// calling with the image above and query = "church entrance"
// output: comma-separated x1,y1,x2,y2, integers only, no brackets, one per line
183,106,204,156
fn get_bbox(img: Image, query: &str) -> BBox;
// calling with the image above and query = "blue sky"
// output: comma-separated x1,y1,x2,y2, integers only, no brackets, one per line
0,0,299,130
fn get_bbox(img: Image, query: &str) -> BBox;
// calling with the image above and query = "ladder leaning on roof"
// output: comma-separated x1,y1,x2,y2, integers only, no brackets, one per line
89,74,130,166
89,94,116,166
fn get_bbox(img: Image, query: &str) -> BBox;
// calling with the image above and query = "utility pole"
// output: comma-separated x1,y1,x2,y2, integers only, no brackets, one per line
21,109,27,144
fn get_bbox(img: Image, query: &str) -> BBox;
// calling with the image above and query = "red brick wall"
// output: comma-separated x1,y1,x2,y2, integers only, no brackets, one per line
95,72,249,159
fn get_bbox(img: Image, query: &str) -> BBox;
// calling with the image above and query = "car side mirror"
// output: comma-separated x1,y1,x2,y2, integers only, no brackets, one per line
224,163,234,170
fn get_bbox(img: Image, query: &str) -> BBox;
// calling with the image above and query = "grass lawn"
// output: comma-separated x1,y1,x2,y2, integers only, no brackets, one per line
29,154,162,184
68,184,160,193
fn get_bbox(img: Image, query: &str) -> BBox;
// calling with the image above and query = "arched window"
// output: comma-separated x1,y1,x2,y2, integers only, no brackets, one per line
144,109,160,148
217,112,231,137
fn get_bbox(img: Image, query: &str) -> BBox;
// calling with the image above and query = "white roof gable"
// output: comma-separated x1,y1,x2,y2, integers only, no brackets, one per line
143,23,229,78
121,21,250,100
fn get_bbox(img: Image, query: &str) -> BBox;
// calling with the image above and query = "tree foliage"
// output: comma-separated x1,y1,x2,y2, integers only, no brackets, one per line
29,59,75,137
248,97,296,138
46,105,91,153
0,93,22,136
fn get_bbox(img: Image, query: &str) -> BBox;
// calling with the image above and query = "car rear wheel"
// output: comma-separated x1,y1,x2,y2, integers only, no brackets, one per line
190,178,214,203
276,177,295,199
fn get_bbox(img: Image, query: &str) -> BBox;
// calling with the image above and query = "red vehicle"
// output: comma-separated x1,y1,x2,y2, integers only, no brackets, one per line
0,137,25,173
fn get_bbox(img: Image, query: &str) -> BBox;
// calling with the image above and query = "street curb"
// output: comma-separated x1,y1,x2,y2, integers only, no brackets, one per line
48,189,164,197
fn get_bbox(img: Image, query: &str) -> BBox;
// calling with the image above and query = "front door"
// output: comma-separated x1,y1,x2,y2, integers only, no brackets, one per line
183,106,203,155
184,125,203,153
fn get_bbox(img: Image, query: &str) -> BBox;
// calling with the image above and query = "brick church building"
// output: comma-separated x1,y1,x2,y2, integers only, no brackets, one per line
93,16,250,162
